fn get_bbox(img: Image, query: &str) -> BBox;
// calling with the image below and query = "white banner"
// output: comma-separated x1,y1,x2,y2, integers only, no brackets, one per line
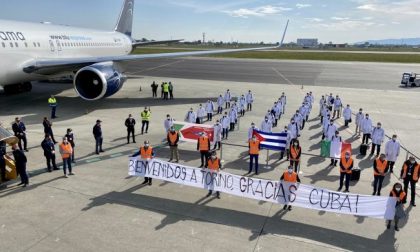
128,158,396,220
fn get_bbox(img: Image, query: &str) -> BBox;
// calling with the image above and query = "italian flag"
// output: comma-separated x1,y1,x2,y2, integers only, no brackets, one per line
321,140,352,158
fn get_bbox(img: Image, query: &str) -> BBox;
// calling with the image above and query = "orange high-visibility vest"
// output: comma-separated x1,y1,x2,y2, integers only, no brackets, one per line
283,171,298,182
60,143,72,159
374,159,388,176
249,140,260,155
199,137,210,151
391,190,406,202
402,163,420,181
168,132,178,145
340,157,353,174
140,147,153,159
290,146,301,161
207,158,220,171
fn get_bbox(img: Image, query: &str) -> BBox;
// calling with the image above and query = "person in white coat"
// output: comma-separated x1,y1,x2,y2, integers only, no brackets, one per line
280,126,292,160
319,96,326,116
280,93,287,114
355,108,364,136
293,110,304,130
261,117,272,133
320,104,329,123
265,110,275,126
361,114,373,144
164,114,175,133
221,112,230,140
197,104,206,124
330,131,342,166
224,89,231,109
343,104,352,127
333,95,342,119
239,95,246,116
272,102,281,127
213,120,222,150
229,108,237,131
248,123,258,140
246,90,254,111
185,108,196,124
205,100,215,121
217,95,224,114
322,114,331,138
325,120,338,141
371,122,385,156
385,134,400,173
288,119,300,140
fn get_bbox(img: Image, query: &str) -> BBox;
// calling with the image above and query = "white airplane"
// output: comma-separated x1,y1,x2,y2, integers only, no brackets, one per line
0,0,289,101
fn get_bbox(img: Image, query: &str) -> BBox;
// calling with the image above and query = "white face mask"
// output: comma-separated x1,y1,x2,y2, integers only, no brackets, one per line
396,188,401,192
392,138,396,142
411,160,415,164
145,144,149,148
294,143,298,146
288,169,293,174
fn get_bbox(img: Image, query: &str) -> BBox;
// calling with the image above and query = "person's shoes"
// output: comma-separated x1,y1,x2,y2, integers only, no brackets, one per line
100,150,105,153
48,169,52,173
283,205,288,210
72,161,76,164
411,202,416,207
175,160,179,163
148,181,152,186
145,131,148,134
22,184,28,187
168,159,173,162
387,223,391,229
372,192,376,195
337,187,342,191
255,172,259,175
199,165,203,168
395,226,399,231
288,206,292,211
377,192,381,196
344,189,349,193
334,163,337,167
64,174,68,178
206,192,211,197
133,141,136,143
390,170,394,173
96,152,100,155
141,133,144,135
216,193,220,199
142,180,148,185
53,168,60,170
127,142,130,144
369,153,373,156
69,173,75,176
17,182,24,186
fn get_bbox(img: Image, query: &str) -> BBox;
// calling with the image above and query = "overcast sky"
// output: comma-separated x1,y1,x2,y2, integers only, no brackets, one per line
1,0,419,43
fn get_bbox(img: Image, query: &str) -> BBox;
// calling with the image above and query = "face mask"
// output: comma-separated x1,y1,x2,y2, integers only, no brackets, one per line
377,125,381,128
392,138,396,142
411,160,415,164
396,187,401,192
64,140,68,144
330,123,333,125
145,144,149,148
265,119,268,122
167,117,171,120
366,117,369,119
291,121,295,124
212,156,216,160
294,143,298,146
345,155,350,159
288,169,293,174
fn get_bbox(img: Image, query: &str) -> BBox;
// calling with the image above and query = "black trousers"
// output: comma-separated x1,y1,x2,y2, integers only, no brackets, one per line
222,128,229,139
17,135,28,151
200,151,209,166
387,161,395,172
403,178,417,204
339,172,351,190
141,121,149,134
217,107,223,114
17,164,29,185
247,103,252,111
45,154,58,171
0,158,6,181
207,113,213,121
373,175,385,195
344,119,350,127
362,134,371,144
290,160,299,172
230,123,235,131
280,149,289,160
169,91,174,99
152,89,157,97
330,159,338,166
225,102,230,109
163,92,169,100
127,128,135,143
371,144,380,155
213,141,221,150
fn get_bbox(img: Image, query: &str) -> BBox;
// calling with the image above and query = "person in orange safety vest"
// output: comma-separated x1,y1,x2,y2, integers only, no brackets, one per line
132,140,155,186
387,182,406,231
338,152,353,192
205,151,222,199
248,135,260,175
59,137,73,178
372,153,388,196
400,156,419,206
197,132,210,168
281,165,301,211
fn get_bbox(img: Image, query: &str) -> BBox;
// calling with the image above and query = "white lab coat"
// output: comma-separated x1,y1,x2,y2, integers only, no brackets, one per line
272,105,281,119
322,117,330,132
261,120,272,133
221,116,230,129
334,98,342,110
164,118,174,132
217,96,224,107
224,92,231,103
325,123,338,140
371,127,385,145
355,112,364,126
360,118,373,134
265,112,274,124
248,126,258,139
287,122,299,139
229,109,237,123
293,113,303,127
214,123,222,141
185,111,196,123
239,97,246,108
330,135,342,159
385,140,400,162
299,105,309,118
197,107,206,119
343,107,352,120
246,93,254,104
206,102,214,114
282,130,292,148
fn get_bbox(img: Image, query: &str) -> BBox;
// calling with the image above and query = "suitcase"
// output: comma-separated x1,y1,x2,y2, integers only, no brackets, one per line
351,168,361,181
359,144,368,156
4,154,18,180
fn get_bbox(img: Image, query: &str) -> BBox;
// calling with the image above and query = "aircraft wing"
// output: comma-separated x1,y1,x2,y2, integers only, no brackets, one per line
23,20,289,75
132,39,183,47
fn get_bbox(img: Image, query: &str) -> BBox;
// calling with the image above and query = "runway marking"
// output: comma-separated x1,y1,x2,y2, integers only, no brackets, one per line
86,158,101,163
129,59,185,75
110,153,123,158
272,67,295,86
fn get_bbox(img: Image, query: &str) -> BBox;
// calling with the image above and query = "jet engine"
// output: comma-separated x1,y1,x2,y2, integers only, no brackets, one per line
73,63,126,100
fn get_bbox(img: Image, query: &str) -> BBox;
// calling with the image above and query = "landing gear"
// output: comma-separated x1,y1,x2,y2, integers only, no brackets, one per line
3,82,32,95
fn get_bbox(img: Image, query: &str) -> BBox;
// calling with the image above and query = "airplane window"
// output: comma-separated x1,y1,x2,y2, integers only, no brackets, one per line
24,42,28,47
10,42,14,48
1,42,5,48
33,42,36,47
37,42,40,47
15,42,19,47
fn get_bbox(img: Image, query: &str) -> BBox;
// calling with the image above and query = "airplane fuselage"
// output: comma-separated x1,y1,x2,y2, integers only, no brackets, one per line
0,19,133,85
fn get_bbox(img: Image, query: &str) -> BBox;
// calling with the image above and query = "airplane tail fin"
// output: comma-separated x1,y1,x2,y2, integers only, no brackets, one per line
278,20,289,47
115,0,135,37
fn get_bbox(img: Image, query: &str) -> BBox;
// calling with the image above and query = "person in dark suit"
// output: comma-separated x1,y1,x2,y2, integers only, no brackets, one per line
93,120,104,155
12,117,28,151
125,114,136,144
43,117,57,144
41,134,58,172
12,144,29,187
65,128,75,163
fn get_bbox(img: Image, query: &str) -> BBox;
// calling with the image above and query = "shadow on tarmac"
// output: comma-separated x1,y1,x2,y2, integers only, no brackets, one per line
81,184,399,251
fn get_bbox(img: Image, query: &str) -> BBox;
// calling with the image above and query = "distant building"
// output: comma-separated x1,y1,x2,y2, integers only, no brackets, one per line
297,38,318,48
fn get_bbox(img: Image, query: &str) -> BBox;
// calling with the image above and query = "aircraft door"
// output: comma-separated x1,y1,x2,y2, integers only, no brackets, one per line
49,40,55,52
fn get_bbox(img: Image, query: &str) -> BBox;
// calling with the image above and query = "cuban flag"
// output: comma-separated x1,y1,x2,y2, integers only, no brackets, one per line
253,130,287,151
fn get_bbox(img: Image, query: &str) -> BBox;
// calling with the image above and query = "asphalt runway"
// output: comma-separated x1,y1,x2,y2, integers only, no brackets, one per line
124,57,420,91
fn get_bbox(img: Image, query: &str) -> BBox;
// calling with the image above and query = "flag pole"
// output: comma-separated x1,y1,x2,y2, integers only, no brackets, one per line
264,149,270,169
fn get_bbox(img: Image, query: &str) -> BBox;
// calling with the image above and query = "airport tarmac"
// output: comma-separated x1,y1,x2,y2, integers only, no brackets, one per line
125,57,420,91
0,73,420,251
